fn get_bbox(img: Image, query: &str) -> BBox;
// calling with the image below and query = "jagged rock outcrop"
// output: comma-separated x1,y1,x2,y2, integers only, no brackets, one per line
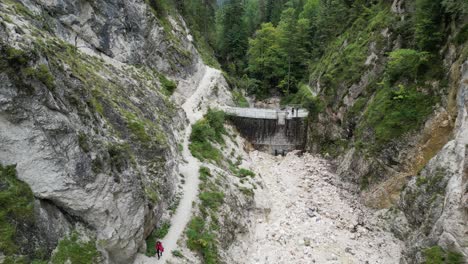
0,0,213,263
392,61,467,262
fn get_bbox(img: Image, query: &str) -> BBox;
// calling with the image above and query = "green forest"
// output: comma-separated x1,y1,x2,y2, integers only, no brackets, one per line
164,0,468,102
162,0,467,158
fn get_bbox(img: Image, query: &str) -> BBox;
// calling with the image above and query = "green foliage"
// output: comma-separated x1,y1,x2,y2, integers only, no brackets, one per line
2,256,28,264
263,0,290,25
172,250,184,258
414,0,443,51
123,112,151,143
347,97,367,118
31,260,48,264
386,49,430,82
239,186,254,196
5,0,35,18
246,5,314,97
308,3,394,104
314,0,350,47
416,176,429,187
146,222,171,257
281,84,324,116
189,141,222,163
243,0,262,36
178,0,219,67
2,48,54,91
35,64,55,90
78,133,90,153
4,47,31,67
145,0,172,18
0,13,13,24
423,246,464,264
442,0,468,14
247,22,285,95
189,110,227,163
199,191,225,210
364,83,434,144
199,166,212,181
237,168,255,178
23,64,56,91
51,232,100,264
0,164,35,256
107,143,131,172
186,217,218,264
232,90,249,107
454,24,468,45
205,109,226,139
159,74,177,96
217,0,249,72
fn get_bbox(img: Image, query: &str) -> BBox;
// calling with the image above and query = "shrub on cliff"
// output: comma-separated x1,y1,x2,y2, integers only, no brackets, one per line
423,246,463,264
0,164,35,257
189,109,227,163
386,49,430,82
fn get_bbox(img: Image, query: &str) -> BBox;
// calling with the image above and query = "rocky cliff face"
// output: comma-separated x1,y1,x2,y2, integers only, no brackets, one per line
393,61,467,263
0,0,208,263
305,0,467,261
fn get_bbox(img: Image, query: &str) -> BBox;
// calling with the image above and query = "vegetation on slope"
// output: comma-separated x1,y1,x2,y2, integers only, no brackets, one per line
51,232,100,264
359,48,437,145
189,109,227,163
186,167,224,264
206,0,465,155
0,164,35,258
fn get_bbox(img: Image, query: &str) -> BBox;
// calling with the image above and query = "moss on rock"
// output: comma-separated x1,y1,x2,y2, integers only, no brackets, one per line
0,164,35,256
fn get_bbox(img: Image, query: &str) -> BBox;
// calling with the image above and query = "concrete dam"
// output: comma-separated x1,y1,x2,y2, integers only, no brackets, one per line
223,106,309,155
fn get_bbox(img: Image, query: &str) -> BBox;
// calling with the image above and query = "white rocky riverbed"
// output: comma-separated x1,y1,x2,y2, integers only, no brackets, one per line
228,150,402,264
134,62,403,264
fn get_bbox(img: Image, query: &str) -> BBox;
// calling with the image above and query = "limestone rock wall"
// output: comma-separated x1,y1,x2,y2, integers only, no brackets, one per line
0,0,208,263
392,61,468,263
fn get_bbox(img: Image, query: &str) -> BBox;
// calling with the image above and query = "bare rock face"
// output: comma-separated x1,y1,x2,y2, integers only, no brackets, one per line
0,0,207,263
36,0,198,78
394,61,468,262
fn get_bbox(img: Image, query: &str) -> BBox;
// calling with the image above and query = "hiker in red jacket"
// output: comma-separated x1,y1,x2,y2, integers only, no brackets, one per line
155,241,164,260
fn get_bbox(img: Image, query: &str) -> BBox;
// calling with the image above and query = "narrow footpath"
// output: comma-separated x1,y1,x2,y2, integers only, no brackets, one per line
135,66,222,263
229,151,402,264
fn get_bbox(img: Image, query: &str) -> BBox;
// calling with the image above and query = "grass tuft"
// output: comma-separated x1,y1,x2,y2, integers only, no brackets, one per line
423,246,463,264
51,232,100,264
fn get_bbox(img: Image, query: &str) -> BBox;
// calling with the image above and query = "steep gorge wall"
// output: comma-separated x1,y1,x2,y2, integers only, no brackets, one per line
0,0,211,263
305,0,467,261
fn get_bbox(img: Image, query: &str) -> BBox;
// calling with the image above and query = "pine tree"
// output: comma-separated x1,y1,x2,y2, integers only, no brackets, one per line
218,0,248,72
277,8,298,94
414,0,443,51
247,23,285,95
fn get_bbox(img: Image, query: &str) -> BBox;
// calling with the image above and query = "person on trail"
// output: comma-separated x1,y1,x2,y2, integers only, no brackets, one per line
292,107,295,116
155,241,164,260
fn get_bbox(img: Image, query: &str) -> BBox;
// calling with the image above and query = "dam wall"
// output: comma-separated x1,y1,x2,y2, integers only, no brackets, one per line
228,115,308,155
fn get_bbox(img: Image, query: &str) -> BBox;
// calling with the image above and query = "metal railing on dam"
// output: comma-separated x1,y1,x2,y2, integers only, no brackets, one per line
223,106,309,120
222,106,309,155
